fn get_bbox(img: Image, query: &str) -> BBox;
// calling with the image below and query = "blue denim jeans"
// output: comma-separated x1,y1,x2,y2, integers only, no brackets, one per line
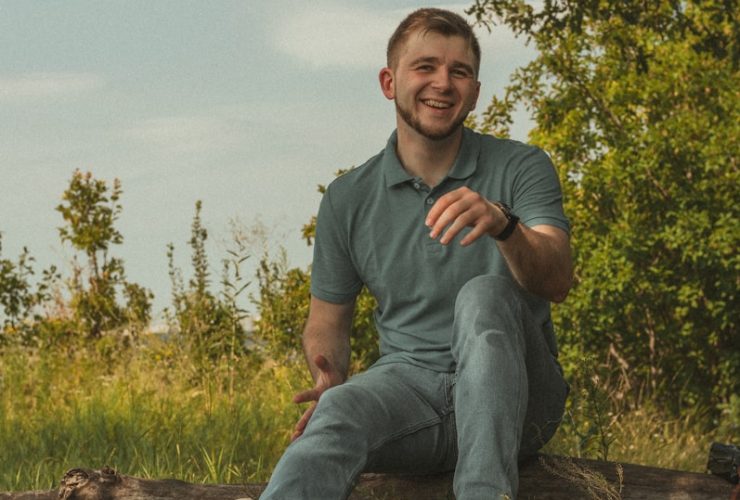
261,275,568,499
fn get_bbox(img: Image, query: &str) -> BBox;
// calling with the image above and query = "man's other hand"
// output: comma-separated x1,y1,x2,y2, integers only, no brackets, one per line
291,354,344,441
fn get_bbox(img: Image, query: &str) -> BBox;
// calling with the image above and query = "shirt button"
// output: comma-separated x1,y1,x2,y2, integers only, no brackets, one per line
426,198,434,205
413,182,421,189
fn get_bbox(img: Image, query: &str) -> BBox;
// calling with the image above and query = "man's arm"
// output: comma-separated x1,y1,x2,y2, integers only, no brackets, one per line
301,295,354,381
426,186,573,303
291,295,355,440
495,222,572,303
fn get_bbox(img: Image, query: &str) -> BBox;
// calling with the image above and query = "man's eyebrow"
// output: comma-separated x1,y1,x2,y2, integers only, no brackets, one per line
408,56,474,74
450,61,475,74
409,56,441,66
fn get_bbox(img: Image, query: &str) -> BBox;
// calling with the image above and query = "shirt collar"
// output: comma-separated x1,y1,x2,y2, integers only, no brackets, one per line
383,127,480,188
447,127,480,180
383,131,413,187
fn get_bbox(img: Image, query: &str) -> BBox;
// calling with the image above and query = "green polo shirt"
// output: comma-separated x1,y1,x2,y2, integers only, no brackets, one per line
310,127,569,372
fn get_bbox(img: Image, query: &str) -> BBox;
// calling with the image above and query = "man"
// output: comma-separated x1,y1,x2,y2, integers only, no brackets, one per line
261,7,571,499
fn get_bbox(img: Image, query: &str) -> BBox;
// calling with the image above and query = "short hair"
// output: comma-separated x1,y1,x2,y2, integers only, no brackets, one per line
386,8,481,76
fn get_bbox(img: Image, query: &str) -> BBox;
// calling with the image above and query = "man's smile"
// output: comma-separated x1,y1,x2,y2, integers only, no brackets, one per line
421,99,454,109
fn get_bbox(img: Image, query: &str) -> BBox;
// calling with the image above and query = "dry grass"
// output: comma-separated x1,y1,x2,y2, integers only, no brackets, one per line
538,456,623,500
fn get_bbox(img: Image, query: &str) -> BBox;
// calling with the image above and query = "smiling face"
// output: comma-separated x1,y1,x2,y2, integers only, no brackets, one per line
380,30,481,142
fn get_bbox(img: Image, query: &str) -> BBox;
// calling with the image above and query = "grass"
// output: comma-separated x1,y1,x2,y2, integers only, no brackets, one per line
543,406,725,473
0,338,735,492
0,339,309,491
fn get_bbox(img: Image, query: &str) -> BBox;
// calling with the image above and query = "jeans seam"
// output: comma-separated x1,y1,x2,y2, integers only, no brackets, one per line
367,415,442,454
504,305,526,482
443,372,454,413
342,463,365,500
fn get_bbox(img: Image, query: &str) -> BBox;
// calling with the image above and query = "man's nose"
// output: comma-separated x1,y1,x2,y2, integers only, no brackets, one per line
431,68,452,91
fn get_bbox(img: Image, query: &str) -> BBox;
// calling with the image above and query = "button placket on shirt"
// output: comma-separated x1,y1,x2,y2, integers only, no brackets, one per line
409,178,442,254
411,177,436,207
409,179,447,255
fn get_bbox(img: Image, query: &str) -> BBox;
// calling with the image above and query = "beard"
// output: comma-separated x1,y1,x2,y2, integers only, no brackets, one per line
395,100,469,141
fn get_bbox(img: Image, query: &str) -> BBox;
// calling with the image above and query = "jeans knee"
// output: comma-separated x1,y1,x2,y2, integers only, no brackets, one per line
312,383,371,434
451,275,530,362
454,275,522,323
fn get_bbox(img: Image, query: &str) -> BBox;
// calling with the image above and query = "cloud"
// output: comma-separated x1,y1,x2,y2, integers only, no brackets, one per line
0,72,104,100
124,116,243,155
270,2,532,71
271,2,395,70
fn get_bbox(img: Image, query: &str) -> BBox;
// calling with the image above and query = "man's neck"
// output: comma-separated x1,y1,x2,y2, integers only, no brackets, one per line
395,124,464,188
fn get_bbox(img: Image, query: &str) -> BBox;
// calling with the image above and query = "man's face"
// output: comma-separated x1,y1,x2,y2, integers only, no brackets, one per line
380,31,481,141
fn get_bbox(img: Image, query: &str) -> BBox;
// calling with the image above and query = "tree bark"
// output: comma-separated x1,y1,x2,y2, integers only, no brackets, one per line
0,455,735,500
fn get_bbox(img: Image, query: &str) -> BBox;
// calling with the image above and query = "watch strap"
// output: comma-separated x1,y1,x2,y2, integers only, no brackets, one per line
492,202,520,241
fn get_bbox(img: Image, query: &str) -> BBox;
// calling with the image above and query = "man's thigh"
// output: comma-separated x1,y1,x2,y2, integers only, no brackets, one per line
310,362,457,474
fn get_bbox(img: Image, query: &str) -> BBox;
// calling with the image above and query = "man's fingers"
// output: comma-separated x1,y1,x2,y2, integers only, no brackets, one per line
291,404,317,442
429,188,490,240
429,202,466,239
293,388,320,404
425,187,466,227
428,188,500,245
438,210,480,244
429,193,474,239
436,202,491,244
294,406,314,433
459,223,490,246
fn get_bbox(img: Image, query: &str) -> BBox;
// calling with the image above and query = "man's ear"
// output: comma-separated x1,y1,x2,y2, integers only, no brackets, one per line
471,80,481,111
379,67,395,100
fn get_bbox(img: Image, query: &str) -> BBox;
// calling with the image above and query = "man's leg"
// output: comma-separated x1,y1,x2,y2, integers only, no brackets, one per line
260,362,456,500
451,274,568,499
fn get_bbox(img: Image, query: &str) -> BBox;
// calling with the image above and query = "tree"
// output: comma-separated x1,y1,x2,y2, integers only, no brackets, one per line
467,0,739,414
56,170,152,339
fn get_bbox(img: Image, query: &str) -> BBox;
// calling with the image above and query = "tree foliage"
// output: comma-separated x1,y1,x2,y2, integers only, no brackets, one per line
467,0,739,413
252,177,379,374
0,235,58,343
1,170,154,348
56,170,153,339
166,201,252,367
252,255,379,374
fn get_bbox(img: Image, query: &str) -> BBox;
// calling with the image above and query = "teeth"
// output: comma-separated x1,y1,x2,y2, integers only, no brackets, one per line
423,99,452,109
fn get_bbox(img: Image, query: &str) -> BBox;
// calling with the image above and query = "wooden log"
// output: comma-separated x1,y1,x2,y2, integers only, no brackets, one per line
0,467,262,500
0,455,735,499
356,456,737,499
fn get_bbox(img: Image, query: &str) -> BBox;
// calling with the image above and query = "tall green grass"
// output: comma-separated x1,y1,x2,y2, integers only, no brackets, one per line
0,339,735,492
0,340,308,491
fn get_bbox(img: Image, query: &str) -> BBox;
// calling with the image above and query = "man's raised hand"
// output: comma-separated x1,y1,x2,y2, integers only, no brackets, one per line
291,354,344,441
426,186,507,246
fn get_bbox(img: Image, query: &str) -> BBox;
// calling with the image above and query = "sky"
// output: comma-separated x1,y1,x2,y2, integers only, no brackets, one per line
0,0,537,319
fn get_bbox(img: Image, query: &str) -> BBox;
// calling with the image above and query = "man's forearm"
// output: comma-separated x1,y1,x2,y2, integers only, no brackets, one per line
497,223,573,303
425,188,573,302
303,324,350,381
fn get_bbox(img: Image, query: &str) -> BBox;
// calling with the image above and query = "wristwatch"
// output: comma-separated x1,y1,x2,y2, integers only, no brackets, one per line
492,202,520,241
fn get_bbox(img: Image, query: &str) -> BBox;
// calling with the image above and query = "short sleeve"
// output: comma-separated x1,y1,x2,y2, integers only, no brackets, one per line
310,186,363,304
511,148,570,234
